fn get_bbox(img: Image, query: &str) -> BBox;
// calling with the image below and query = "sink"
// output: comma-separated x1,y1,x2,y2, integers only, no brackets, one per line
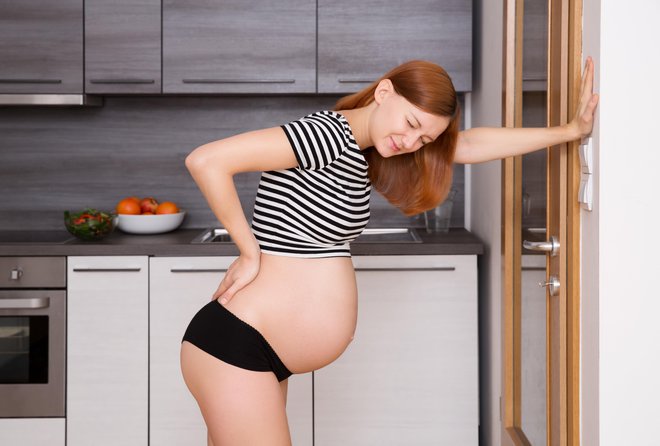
190,227,422,244
354,227,422,243
190,228,233,244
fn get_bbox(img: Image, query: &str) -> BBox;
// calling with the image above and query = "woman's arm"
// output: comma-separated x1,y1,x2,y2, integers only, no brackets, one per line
185,126,299,303
185,127,298,258
454,124,581,164
454,56,599,164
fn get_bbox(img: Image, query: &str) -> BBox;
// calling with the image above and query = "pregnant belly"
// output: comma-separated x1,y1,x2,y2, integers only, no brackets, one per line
223,253,358,374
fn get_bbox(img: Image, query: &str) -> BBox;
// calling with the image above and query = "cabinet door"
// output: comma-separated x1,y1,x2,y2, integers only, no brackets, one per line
85,0,161,94
149,257,313,446
0,419,65,446
0,0,82,94
163,0,316,94
315,255,479,445
67,256,149,446
318,0,472,93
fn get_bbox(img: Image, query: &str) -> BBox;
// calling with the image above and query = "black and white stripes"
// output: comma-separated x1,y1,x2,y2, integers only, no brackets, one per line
251,110,371,258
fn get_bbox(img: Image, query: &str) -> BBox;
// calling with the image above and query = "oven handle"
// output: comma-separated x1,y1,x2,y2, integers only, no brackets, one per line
0,297,50,309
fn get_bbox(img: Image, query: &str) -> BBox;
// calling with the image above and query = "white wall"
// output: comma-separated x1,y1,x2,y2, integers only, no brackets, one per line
581,1,660,445
580,0,601,443
470,0,504,445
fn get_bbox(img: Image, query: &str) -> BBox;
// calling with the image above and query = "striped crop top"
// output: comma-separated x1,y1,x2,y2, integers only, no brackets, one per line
250,110,372,258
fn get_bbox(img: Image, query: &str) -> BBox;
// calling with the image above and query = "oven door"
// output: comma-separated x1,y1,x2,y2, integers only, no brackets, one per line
0,290,65,417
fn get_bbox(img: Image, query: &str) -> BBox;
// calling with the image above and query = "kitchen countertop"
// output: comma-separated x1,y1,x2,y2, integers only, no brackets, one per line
0,227,484,256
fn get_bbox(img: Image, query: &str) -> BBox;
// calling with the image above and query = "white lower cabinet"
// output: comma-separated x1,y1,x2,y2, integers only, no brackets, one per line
67,256,149,446
149,256,313,446
0,418,65,446
63,254,477,445
315,255,479,445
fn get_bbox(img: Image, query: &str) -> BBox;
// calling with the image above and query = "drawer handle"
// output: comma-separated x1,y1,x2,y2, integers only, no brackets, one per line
72,268,142,272
355,267,456,271
90,78,156,84
182,79,295,84
170,268,228,273
0,297,49,309
0,79,62,84
338,78,376,83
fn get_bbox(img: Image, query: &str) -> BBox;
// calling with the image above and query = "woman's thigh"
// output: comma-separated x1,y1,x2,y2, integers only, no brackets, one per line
181,341,292,446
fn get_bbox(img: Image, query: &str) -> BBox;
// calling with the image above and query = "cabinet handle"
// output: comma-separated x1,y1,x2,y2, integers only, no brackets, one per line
89,78,155,84
72,268,142,272
170,268,228,273
338,78,376,84
354,267,456,271
182,79,295,84
0,79,62,84
0,297,49,309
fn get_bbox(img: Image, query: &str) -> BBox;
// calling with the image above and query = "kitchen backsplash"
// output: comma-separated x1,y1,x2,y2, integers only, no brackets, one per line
0,95,465,231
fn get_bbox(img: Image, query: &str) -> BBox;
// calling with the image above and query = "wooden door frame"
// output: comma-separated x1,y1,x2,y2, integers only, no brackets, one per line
501,0,582,444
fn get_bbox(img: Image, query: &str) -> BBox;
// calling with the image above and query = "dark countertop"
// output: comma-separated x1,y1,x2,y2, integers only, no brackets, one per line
0,227,484,256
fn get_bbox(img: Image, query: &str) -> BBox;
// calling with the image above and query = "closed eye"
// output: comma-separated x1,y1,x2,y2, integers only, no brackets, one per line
408,119,429,145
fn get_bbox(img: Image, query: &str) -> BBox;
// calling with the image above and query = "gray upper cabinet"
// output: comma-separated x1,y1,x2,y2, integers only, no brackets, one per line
318,0,473,94
85,0,161,94
0,0,83,94
163,0,316,94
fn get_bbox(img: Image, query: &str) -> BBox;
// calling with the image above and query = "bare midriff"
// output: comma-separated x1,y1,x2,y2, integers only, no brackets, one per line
221,252,358,374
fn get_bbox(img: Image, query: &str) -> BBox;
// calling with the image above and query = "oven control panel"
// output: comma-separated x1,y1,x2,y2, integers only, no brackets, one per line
1,256,65,288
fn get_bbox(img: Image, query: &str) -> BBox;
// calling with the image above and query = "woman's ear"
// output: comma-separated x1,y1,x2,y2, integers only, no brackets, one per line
374,78,394,105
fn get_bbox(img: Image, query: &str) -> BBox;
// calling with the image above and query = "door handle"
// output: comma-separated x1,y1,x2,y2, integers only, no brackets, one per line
539,275,560,297
523,235,559,256
0,297,50,309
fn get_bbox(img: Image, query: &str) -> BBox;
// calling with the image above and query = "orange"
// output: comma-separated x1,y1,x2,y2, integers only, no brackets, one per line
116,197,141,215
156,201,179,214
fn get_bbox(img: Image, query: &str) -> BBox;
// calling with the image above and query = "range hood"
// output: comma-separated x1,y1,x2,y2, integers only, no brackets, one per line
0,94,104,106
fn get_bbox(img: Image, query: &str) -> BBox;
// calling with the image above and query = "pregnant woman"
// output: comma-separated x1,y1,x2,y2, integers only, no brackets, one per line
180,58,598,445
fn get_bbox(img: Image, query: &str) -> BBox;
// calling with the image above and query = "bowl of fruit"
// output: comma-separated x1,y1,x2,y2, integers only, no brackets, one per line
115,196,186,234
64,208,118,241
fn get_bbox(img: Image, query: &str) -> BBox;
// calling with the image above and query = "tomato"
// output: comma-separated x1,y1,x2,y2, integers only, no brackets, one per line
116,198,141,215
156,201,179,214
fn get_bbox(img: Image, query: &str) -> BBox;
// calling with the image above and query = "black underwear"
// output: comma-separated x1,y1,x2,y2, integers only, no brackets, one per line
182,299,292,382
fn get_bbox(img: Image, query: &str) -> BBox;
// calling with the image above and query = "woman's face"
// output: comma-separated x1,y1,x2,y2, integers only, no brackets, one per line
369,79,452,158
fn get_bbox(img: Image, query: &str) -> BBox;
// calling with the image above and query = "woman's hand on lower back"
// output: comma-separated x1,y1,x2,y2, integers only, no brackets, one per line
212,252,261,304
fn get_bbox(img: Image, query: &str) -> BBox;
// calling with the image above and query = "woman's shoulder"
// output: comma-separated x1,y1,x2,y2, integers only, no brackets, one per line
283,110,348,141
296,109,344,124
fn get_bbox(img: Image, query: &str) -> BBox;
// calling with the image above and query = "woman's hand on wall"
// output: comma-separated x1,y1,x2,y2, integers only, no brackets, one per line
568,56,599,140
212,253,261,304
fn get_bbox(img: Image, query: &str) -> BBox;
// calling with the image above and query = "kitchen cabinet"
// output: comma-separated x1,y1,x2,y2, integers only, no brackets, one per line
0,0,82,94
317,0,472,93
149,256,313,446
67,256,149,446
62,253,477,445
314,255,479,445
85,0,161,94
162,0,316,94
0,419,65,446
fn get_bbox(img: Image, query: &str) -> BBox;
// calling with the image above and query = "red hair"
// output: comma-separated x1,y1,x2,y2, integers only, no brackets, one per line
335,60,460,216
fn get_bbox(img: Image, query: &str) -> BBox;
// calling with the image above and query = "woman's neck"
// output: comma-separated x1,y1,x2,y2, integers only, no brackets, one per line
336,102,376,151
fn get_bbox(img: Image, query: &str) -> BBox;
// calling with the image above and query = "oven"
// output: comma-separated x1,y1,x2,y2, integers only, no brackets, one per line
0,256,66,418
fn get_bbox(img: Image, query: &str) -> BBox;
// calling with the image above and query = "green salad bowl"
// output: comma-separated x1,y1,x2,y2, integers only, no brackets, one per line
64,208,118,241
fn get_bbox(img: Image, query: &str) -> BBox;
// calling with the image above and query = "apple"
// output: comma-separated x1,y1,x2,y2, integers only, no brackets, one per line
140,197,159,214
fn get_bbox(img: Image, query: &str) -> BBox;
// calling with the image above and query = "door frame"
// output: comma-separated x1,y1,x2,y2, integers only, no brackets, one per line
501,0,582,444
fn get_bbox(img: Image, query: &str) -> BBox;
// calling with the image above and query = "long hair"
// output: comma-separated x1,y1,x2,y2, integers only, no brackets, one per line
334,60,460,216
